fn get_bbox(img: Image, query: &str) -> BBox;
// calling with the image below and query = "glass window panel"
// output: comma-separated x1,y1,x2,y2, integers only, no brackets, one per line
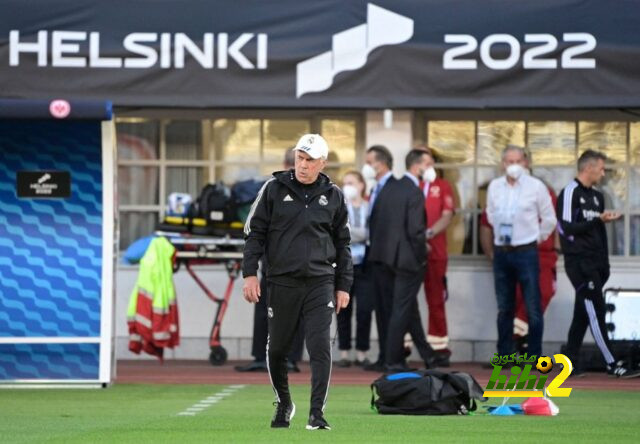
259,164,284,178
165,120,205,160
447,211,474,255
531,167,576,195
476,166,501,209
441,167,475,210
631,123,640,165
215,164,262,185
630,168,640,210
600,168,627,211
477,121,525,165
263,120,310,164
213,119,260,162
321,119,357,164
606,218,625,256
119,211,157,250
427,121,475,164
630,216,640,255
117,166,159,205
323,165,356,185
527,121,576,165
578,122,627,163
165,167,208,202
116,121,159,160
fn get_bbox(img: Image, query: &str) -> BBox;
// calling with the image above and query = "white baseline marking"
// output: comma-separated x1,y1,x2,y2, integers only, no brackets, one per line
177,385,246,416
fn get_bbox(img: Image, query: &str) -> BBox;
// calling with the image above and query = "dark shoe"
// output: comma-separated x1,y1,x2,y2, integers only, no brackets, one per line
364,361,385,372
607,361,640,379
335,358,351,368
515,335,529,355
403,345,412,358
431,350,451,368
271,401,296,428
287,361,301,373
306,410,331,430
234,360,268,372
354,358,371,367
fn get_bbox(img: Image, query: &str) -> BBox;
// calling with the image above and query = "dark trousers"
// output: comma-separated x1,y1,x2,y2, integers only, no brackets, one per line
267,280,334,413
336,264,374,351
372,262,392,364
251,276,304,362
372,262,434,366
385,266,434,366
493,246,543,357
564,259,615,366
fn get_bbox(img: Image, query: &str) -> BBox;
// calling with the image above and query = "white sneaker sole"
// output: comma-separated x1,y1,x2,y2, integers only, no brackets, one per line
306,425,331,431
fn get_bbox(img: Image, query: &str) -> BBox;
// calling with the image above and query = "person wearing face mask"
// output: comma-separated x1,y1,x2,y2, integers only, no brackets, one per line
414,146,455,367
366,147,438,372
360,145,393,371
479,149,559,357
335,171,374,367
486,145,556,361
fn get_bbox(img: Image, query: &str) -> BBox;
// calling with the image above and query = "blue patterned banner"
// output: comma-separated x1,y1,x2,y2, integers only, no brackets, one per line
0,120,103,380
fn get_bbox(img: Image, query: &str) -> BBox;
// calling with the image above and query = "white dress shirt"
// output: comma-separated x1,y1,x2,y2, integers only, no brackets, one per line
486,173,557,246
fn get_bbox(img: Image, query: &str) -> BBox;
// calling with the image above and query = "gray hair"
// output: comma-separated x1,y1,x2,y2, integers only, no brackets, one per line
502,144,527,161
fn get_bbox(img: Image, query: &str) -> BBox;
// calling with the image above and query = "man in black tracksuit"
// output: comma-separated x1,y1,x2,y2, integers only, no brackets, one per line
242,134,353,430
557,149,639,378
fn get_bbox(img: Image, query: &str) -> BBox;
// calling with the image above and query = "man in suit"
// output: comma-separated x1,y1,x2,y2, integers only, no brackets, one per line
365,146,436,371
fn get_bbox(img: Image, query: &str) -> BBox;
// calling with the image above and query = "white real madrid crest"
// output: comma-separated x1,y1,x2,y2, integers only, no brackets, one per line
319,195,328,206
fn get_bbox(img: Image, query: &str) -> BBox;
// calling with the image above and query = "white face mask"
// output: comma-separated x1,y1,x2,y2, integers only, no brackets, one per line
422,166,437,183
506,164,525,180
342,184,359,201
361,163,377,181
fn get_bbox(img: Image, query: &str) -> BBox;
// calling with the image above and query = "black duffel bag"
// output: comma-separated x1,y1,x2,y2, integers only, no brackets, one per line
371,370,486,415
196,182,236,223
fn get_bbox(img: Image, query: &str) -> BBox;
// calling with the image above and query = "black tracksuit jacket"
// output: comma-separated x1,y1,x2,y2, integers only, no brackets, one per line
556,178,609,266
242,170,353,292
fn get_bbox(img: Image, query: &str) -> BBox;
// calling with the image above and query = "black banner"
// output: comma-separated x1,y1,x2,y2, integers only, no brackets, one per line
17,171,71,198
1,0,639,108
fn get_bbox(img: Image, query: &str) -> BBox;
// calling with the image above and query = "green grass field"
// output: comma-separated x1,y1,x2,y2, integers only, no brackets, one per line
1,384,639,443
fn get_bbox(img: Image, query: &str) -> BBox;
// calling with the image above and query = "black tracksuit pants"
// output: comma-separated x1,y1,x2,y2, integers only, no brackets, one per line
251,275,304,362
267,278,334,413
564,258,616,367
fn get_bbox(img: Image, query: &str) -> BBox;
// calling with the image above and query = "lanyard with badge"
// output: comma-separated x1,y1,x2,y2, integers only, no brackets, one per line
498,182,521,245
348,202,367,265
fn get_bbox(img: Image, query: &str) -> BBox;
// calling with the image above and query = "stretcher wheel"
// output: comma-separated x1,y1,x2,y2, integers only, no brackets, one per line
209,346,228,366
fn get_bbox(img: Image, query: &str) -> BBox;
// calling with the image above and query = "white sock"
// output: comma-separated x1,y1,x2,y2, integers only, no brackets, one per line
340,350,349,360
356,351,367,362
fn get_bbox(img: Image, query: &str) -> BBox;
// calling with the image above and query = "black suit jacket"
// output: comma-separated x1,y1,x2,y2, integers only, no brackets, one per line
368,175,427,273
